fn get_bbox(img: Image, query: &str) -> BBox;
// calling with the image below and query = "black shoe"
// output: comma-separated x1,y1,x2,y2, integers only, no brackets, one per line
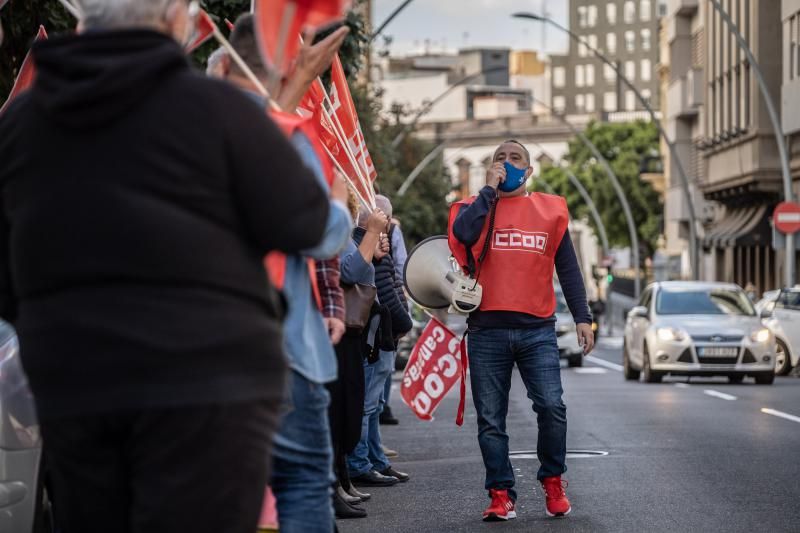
333,491,367,519
380,466,410,483
346,485,371,501
351,470,399,487
380,406,400,425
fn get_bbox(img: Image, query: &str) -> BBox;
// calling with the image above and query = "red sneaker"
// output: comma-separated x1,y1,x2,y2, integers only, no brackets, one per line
541,476,571,517
482,489,516,522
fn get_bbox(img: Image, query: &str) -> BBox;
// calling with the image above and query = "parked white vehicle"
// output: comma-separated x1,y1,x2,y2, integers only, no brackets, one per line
755,289,780,316
554,285,583,367
762,287,800,375
623,282,775,384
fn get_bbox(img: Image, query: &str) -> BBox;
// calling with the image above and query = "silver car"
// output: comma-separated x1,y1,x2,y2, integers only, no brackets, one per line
623,282,775,384
0,321,52,532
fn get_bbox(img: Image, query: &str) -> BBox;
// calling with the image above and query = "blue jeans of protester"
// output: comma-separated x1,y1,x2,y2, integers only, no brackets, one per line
468,326,567,502
271,370,334,533
347,350,394,477
380,351,396,413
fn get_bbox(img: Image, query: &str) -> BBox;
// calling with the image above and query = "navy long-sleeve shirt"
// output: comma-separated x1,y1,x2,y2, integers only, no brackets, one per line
453,186,592,329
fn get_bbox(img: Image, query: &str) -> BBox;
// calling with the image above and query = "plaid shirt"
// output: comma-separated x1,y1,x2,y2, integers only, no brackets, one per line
315,257,345,322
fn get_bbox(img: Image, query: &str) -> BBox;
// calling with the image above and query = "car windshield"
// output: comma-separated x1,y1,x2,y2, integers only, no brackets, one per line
555,290,570,314
656,288,755,316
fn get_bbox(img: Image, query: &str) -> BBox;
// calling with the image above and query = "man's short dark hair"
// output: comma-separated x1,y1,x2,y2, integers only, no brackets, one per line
228,14,270,79
495,139,531,164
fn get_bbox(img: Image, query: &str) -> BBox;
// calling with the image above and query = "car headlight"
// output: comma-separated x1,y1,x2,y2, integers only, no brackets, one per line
750,328,771,344
657,327,686,342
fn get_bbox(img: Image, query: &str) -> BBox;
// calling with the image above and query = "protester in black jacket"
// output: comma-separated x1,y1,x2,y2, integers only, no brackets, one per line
0,4,328,532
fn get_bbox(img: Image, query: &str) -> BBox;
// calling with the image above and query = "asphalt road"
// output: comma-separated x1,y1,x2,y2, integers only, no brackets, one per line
339,336,800,533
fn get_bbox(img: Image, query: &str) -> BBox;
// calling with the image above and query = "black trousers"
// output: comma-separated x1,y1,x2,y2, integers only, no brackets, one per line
40,399,281,533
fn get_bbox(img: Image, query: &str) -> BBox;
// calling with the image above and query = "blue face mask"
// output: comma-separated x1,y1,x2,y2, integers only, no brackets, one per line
499,161,528,192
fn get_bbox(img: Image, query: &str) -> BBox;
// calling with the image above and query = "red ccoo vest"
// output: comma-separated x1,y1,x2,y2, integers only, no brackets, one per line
447,193,569,318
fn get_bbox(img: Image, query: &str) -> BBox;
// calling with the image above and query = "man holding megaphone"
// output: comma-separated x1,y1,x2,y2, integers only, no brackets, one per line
447,140,595,523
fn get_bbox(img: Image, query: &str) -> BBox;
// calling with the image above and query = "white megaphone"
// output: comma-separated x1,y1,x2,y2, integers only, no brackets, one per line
403,235,482,314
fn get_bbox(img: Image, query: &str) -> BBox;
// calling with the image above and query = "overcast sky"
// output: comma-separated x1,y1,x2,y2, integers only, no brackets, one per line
372,0,571,57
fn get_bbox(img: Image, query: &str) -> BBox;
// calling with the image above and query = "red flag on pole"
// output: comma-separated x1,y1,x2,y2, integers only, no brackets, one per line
400,318,464,422
185,10,216,53
254,0,349,75
225,18,236,31
0,25,48,116
329,55,377,183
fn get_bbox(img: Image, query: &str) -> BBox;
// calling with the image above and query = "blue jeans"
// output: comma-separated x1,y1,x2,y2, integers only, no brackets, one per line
347,350,394,476
381,351,396,412
468,327,567,501
271,371,334,533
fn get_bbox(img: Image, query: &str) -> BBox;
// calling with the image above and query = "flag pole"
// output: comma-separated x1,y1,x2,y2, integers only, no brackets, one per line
318,81,375,203
210,25,271,98
322,146,374,212
56,0,81,18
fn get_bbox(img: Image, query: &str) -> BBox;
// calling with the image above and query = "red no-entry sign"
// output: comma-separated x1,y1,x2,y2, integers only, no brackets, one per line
774,202,800,234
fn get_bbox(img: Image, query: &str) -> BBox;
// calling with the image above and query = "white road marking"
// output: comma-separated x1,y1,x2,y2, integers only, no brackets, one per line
573,367,608,374
585,355,624,372
703,389,737,401
761,408,800,424
674,383,690,389
599,336,624,348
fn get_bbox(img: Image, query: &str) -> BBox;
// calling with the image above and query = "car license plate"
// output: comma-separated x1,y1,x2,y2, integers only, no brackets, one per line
697,347,738,357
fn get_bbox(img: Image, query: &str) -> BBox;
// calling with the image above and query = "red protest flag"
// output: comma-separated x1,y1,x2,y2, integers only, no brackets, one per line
0,25,48,116
329,55,377,183
401,318,464,422
254,0,349,75
185,10,216,53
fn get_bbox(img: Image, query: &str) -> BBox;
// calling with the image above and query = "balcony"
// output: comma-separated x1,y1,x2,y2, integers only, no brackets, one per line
667,0,699,17
667,67,703,119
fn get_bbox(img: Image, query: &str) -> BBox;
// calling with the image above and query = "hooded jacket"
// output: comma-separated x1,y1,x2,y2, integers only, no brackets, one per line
0,30,329,417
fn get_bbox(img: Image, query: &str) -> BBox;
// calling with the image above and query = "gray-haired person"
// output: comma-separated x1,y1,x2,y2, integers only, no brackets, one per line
0,1,330,532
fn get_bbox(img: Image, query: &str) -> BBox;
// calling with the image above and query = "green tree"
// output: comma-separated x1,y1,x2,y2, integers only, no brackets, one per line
537,120,662,261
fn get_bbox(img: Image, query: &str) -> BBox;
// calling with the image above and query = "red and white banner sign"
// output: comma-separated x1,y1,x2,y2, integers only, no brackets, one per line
0,25,48,116
401,318,464,421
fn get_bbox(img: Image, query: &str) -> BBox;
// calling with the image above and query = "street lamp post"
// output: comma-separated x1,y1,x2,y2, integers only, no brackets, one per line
532,97,642,297
708,0,795,287
513,12,701,282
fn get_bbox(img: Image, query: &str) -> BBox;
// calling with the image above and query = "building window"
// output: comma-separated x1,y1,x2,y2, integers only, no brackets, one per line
603,91,617,111
578,40,588,57
640,0,651,22
575,65,585,87
641,28,651,51
641,59,652,81
606,32,617,54
625,90,636,110
625,60,636,81
604,63,616,82
553,66,566,88
588,5,598,27
625,31,636,52
606,3,617,25
553,95,566,113
585,93,596,112
578,6,588,28
576,94,585,113
624,1,636,24
586,64,596,86
588,34,598,52
641,88,652,105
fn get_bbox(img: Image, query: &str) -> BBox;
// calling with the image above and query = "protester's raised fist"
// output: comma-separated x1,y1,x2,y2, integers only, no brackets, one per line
366,208,389,234
486,161,506,189
330,172,349,205
374,234,389,260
